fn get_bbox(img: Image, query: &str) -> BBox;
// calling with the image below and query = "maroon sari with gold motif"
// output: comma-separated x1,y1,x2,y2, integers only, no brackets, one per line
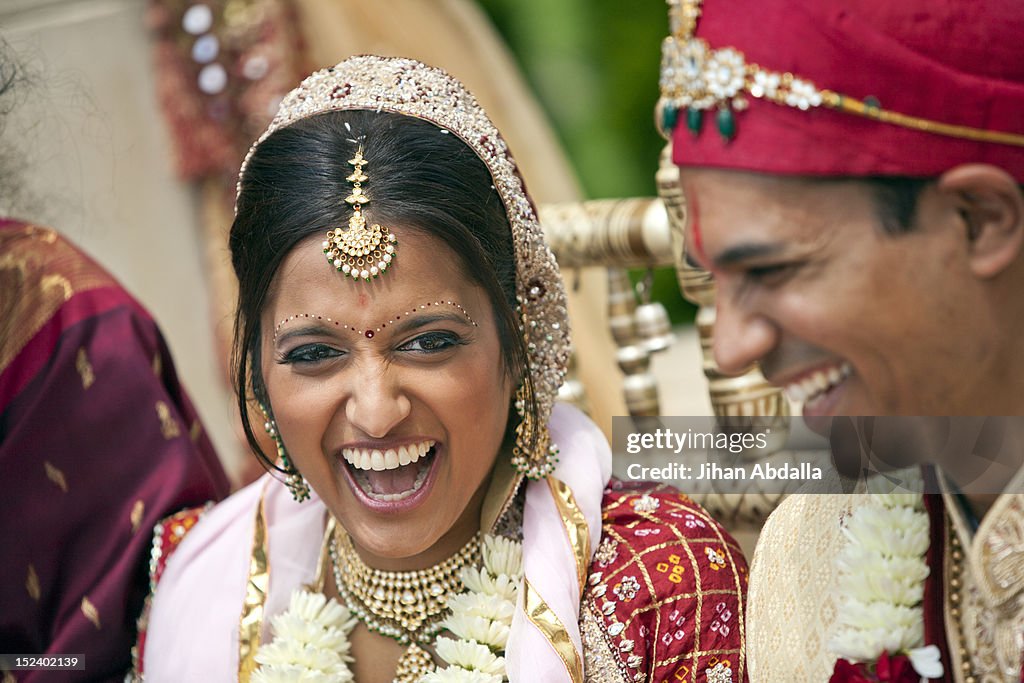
0,219,230,682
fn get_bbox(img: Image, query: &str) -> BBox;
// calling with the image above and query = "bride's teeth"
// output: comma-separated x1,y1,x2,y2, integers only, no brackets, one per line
786,384,807,402
343,441,437,471
827,367,841,384
369,450,384,471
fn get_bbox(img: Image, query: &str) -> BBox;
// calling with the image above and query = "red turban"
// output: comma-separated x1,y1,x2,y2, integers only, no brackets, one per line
665,0,1024,182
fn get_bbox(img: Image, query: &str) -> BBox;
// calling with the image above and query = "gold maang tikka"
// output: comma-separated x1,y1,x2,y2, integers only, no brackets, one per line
323,146,398,281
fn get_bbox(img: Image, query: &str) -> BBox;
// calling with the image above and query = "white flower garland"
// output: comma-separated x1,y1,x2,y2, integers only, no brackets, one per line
828,486,944,679
424,534,523,683
251,589,358,682
252,534,523,682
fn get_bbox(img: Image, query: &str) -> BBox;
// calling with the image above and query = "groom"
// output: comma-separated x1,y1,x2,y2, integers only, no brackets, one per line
658,0,1024,679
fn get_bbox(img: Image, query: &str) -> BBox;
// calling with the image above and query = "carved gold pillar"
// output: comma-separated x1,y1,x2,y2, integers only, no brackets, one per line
539,201,671,417
656,145,789,443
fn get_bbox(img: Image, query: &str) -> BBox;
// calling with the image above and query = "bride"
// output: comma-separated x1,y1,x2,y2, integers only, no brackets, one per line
137,55,748,682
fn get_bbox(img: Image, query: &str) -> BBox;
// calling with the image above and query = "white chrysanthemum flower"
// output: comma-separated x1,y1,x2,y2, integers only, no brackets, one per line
435,637,506,675
441,614,511,650
867,487,923,509
446,592,516,625
267,613,353,654
830,621,924,662
835,554,927,605
829,493,939,677
421,668,503,683
841,504,930,557
460,568,519,602
436,535,522,680
481,535,523,579
835,600,921,637
251,589,357,683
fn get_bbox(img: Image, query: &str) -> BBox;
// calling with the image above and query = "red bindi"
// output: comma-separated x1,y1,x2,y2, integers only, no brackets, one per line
687,183,710,269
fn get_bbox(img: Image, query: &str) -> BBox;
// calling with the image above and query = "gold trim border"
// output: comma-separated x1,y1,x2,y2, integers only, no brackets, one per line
238,492,269,682
547,476,591,596
523,578,584,683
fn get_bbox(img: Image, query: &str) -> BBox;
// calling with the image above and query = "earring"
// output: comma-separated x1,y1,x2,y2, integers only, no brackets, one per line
260,405,311,502
511,380,559,480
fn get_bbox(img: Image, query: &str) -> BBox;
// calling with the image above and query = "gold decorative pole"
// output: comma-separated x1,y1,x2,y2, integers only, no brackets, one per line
655,145,789,441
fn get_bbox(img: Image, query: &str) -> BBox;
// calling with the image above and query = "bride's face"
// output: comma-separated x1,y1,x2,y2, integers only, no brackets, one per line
262,230,512,562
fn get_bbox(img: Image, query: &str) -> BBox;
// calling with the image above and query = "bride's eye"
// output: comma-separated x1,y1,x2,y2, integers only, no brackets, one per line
278,343,344,365
398,331,465,354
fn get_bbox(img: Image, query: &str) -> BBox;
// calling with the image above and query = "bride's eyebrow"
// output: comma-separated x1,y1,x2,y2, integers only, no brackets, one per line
274,323,330,346
391,312,476,335
273,302,479,342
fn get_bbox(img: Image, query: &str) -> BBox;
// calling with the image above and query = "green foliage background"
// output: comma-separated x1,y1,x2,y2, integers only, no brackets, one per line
477,0,695,322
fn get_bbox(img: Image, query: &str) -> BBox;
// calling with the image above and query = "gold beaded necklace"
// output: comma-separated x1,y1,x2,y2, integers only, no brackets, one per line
329,524,482,682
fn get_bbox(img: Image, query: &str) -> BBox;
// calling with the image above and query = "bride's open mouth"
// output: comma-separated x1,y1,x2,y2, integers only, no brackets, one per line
340,440,439,503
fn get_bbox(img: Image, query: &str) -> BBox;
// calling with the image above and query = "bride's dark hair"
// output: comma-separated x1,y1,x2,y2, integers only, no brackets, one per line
230,110,526,471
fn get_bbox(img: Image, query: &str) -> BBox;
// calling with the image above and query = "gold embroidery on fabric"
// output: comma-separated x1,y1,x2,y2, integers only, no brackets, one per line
130,500,145,534
3,670,16,683
26,564,40,601
523,578,584,683
0,225,115,376
155,401,181,439
580,600,632,683
81,596,101,629
238,492,270,683
980,494,1024,598
547,476,591,596
944,485,1024,682
189,420,202,443
75,348,95,389
44,461,68,493
152,353,162,377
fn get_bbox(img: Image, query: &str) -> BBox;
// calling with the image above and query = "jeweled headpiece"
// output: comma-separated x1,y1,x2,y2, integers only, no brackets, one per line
238,56,570,479
322,146,398,281
660,0,1024,180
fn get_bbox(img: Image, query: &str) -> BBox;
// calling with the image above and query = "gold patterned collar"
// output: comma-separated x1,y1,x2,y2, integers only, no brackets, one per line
939,466,1024,612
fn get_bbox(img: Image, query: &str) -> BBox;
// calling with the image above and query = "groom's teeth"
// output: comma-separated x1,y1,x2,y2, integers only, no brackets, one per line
784,362,852,404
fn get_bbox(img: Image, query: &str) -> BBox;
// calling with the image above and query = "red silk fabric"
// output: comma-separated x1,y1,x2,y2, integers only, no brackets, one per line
0,220,229,681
